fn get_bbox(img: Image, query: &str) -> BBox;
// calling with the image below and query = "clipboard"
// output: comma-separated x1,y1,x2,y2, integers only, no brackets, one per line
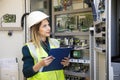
42,47,72,72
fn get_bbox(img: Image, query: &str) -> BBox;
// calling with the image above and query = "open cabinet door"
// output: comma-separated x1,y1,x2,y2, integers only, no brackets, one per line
111,0,120,80
91,0,114,80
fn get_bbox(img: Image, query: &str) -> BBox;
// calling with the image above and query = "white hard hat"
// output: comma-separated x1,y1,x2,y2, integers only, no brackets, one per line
27,11,49,28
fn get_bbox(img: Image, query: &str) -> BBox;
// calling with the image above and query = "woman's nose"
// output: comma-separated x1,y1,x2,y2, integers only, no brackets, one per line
48,25,51,30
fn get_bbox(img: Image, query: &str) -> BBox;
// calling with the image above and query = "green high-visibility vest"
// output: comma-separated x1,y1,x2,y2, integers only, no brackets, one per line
26,38,65,80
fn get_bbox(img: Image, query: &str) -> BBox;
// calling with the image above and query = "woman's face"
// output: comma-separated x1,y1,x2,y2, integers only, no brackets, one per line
39,19,51,40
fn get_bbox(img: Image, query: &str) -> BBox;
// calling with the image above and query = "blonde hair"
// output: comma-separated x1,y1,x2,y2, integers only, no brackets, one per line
30,22,41,48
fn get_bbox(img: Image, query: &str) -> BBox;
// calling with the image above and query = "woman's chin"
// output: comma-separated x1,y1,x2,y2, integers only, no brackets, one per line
46,35,50,37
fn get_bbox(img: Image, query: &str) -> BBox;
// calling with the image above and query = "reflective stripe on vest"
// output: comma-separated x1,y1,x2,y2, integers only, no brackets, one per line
27,43,38,63
26,43,44,72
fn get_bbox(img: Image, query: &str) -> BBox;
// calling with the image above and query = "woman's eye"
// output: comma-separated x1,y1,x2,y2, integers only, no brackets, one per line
43,24,49,28
43,25,47,27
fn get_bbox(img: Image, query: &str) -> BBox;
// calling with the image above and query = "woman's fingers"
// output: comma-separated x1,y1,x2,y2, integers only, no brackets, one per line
41,56,54,66
61,57,70,66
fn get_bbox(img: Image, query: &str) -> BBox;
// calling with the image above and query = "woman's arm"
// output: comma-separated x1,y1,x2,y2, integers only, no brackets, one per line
22,45,54,77
22,46,38,78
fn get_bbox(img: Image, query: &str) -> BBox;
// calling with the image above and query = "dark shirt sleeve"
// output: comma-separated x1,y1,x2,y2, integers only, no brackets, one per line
22,45,38,78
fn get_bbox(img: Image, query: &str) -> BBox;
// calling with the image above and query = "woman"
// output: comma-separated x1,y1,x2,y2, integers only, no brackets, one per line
22,11,69,80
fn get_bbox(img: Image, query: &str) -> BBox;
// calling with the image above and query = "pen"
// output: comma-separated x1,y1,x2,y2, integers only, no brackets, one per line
41,56,55,59
41,57,46,59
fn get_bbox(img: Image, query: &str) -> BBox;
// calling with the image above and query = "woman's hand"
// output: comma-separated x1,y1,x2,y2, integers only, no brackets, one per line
40,56,55,66
33,56,54,72
61,57,70,67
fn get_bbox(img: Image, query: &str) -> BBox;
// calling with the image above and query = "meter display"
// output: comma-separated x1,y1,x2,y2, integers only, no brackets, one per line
70,50,83,59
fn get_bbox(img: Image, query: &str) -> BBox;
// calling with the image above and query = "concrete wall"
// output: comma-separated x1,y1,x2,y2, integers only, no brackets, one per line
0,0,25,80
0,31,25,80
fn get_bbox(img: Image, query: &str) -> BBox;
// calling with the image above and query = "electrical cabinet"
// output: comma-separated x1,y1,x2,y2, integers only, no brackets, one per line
52,0,93,80
91,0,107,80
89,0,120,80
93,21,106,80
